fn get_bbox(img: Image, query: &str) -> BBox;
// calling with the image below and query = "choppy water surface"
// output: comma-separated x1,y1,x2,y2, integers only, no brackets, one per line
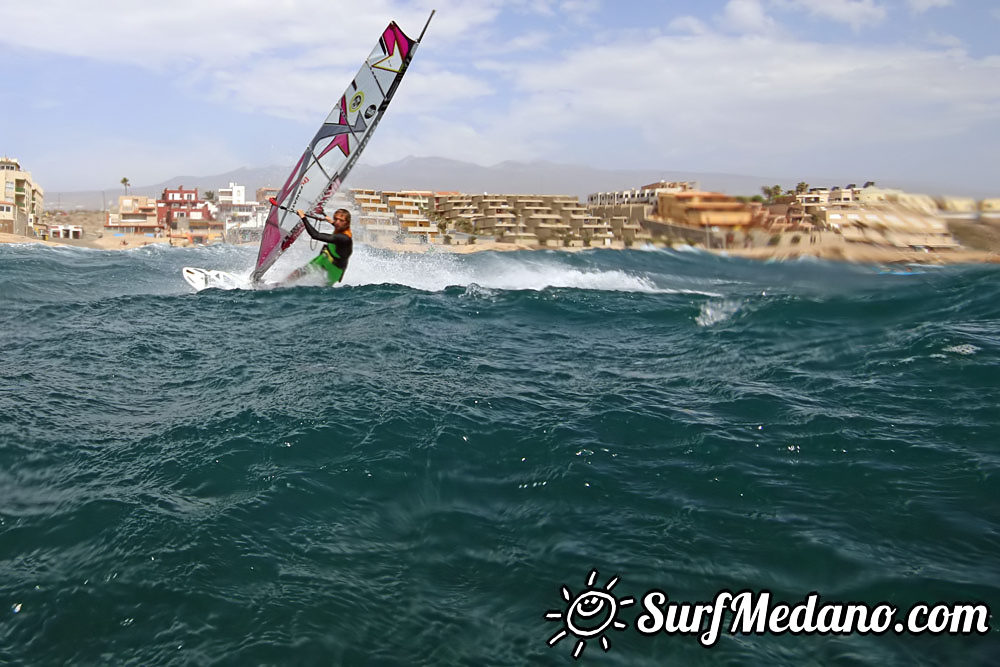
1,242,997,665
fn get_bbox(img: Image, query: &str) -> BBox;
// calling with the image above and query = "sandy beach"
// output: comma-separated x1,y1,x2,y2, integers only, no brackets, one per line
0,232,174,250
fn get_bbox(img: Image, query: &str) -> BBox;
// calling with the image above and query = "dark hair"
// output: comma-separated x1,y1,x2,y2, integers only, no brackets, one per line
334,208,351,225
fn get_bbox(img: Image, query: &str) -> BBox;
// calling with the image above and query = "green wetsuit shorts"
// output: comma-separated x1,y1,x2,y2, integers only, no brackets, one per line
307,244,346,284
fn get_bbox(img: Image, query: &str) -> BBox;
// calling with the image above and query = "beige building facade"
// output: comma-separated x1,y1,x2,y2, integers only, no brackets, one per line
640,191,755,248
349,189,623,247
106,195,160,235
813,203,958,249
980,198,1000,214
0,157,44,235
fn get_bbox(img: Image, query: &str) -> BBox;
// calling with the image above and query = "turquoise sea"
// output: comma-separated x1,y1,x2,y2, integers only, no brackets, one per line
1,241,997,665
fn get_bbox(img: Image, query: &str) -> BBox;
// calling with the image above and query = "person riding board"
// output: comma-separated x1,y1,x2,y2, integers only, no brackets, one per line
284,208,353,284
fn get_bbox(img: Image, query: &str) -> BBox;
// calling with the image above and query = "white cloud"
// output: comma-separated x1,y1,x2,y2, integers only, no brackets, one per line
0,1,505,119
560,0,601,16
923,31,964,49
3,0,998,192
668,15,711,35
908,0,952,13
365,114,547,167
492,30,552,54
776,0,887,31
718,0,777,34
0,1,490,69
476,28,1000,175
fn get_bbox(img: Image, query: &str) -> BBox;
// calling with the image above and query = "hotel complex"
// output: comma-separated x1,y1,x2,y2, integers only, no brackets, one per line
90,179,990,253
5,154,1000,257
353,189,623,247
345,181,981,254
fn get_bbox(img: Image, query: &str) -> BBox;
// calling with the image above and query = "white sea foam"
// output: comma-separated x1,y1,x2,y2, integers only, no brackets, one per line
344,245,676,294
194,243,724,295
696,298,745,326
943,344,980,355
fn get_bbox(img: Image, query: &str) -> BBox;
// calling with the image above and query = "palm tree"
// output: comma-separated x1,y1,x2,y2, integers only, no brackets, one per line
120,177,130,194
761,185,783,204
796,182,809,194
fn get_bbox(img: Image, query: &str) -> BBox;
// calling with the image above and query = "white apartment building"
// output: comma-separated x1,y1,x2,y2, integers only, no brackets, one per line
587,180,698,206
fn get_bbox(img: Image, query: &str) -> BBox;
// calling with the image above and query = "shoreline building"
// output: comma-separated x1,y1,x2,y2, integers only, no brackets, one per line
587,180,699,207
255,187,279,206
387,190,436,240
350,189,617,247
793,184,960,251
105,195,161,236
216,182,266,243
351,188,398,243
645,190,755,248
430,192,613,246
587,181,698,245
0,157,44,236
811,203,958,250
157,186,223,245
349,188,437,243
981,198,1000,218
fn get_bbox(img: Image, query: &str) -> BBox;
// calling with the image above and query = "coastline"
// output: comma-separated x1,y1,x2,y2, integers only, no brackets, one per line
4,231,999,265
0,232,172,250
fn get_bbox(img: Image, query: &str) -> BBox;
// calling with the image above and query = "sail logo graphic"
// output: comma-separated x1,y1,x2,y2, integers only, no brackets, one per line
545,569,634,659
349,91,365,113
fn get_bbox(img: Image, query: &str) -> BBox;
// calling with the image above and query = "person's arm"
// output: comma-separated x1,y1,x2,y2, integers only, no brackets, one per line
298,212,338,243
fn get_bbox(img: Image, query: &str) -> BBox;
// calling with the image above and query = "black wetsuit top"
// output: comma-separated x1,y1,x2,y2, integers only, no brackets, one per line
301,216,353,275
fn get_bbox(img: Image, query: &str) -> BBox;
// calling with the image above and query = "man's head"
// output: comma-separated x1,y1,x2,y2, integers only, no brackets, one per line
331,208,351,233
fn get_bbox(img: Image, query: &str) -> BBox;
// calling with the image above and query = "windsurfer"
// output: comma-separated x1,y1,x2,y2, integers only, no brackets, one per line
284,208,353,284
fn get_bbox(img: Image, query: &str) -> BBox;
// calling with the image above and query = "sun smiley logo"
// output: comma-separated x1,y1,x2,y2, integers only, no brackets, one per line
545,569,634,659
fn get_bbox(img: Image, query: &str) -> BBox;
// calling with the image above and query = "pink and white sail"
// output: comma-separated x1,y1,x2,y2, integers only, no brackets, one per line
252,15,432,283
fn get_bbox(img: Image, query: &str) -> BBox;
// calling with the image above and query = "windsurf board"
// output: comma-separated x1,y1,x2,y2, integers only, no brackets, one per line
182,267,244,291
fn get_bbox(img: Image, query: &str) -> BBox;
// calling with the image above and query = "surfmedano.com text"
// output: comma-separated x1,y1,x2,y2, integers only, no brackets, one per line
635,590,991,646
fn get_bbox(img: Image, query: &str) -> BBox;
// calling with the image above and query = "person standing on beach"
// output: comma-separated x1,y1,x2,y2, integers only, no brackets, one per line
284,208,353,285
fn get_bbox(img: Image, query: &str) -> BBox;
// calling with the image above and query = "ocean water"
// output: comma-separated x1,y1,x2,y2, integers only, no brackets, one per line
1,241,997,666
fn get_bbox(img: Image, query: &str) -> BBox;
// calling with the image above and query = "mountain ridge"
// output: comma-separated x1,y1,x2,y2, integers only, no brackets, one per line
43,157,954,210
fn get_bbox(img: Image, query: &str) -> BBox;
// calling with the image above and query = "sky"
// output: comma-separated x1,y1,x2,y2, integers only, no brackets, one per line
1,0,997,196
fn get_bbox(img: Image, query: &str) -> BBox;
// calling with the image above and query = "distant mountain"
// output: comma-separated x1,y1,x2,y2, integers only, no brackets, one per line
347,157,798,200
43,157,900,210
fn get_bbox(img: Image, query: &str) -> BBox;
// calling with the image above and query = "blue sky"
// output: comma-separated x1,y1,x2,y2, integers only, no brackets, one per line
1,0,997,196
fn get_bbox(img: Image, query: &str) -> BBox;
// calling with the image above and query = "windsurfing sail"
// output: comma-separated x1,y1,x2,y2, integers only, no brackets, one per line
251,12,434,283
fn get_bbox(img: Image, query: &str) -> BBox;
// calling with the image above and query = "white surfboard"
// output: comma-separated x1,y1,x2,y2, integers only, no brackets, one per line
182,266,244,291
